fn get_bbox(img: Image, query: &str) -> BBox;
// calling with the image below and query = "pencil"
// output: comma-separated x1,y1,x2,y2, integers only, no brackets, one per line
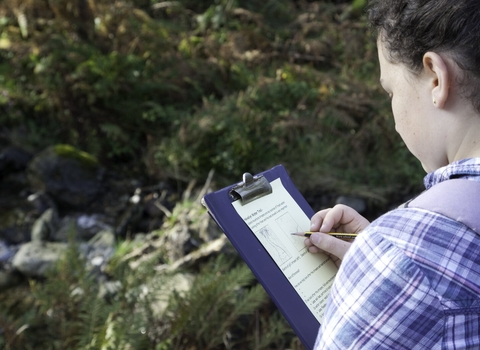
291,232,358,239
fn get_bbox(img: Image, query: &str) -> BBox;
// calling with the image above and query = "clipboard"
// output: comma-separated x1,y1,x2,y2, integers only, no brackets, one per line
202,164,334,349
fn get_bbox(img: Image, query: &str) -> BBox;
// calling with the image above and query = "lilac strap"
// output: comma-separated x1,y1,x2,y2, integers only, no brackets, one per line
408,179,480,235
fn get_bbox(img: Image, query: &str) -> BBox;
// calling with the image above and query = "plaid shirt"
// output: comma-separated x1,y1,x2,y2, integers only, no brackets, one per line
315,158,480,349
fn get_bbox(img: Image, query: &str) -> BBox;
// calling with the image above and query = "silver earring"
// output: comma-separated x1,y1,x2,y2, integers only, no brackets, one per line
433,99,437,105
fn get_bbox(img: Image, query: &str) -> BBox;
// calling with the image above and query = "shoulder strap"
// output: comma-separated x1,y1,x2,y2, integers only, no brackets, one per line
407,179,480,235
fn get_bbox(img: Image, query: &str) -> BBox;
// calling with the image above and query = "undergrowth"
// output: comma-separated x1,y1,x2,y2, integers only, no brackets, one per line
0,0,423,199
0,241,298,349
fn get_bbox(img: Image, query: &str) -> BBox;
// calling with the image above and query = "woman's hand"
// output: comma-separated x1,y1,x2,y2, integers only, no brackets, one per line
305,204,370,262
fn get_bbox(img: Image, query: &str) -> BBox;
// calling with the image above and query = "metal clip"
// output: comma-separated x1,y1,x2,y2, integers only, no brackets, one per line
229,173,272,205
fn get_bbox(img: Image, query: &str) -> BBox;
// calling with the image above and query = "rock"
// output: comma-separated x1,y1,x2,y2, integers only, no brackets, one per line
0,241,22,289
79,230,116,276
0,146,33,178
0,210,32,244
149,272,195,317
31,208,60,242
12,229,115,280
76,214,114,240
52,217,78,242
32,213,114,243
0,240,16,262
88,229,115,249
26,145,104,210
12,241,68,277
27,192,57,215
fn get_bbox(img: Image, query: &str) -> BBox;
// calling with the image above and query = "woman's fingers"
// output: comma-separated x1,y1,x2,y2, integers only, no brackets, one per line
306,232,352,260
310,204,370,234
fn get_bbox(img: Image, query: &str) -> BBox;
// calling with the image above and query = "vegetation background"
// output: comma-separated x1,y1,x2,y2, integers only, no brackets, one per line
0,0,424,349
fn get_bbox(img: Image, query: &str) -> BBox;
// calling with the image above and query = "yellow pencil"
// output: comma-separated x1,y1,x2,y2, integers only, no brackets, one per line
290,232,358,239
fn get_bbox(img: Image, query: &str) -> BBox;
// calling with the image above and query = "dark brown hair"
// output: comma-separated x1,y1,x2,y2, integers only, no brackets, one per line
367,0,480,111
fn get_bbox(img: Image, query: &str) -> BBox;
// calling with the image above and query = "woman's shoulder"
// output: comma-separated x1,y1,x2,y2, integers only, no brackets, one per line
367,206,477,249
359,207,480,278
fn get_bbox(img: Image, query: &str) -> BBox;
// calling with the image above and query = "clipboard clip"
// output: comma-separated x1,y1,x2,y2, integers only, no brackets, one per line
229,172,272,205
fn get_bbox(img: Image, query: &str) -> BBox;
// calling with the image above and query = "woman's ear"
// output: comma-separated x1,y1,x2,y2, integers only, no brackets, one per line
423,52,450,108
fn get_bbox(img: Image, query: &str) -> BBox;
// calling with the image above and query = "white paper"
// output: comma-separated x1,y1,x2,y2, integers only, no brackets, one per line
232,178,337,323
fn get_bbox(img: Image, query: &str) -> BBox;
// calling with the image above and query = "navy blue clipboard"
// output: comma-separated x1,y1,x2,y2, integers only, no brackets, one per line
202,164,319,349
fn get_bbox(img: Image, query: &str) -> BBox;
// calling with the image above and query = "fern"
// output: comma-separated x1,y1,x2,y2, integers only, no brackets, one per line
0,229,300,350
156,254,295,350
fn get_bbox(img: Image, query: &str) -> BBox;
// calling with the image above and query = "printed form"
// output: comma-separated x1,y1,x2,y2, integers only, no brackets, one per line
232,178,337,323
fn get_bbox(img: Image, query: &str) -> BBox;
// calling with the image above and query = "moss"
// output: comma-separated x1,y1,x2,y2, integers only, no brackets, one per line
54,144,99,169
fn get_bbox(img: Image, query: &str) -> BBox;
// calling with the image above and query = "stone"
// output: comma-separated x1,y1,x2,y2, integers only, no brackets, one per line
0,146,32,178
31,208,60,242
12,241,68,277
149,273,195,317
26,145,104,209
0,210,32,244
52,217,78,242
88,229,115,249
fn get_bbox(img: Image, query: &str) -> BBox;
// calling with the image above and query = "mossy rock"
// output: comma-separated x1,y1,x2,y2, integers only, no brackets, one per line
27,145,104,209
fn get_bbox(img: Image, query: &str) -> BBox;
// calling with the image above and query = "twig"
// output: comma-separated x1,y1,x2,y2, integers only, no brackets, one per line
196,169,215,202
155,235,228,273
151,1,182,10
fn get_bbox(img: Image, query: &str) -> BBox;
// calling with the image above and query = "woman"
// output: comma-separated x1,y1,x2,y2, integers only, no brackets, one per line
306,1,480,348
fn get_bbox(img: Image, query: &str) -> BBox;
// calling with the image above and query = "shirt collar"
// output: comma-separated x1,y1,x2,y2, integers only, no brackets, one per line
424,158,480,189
